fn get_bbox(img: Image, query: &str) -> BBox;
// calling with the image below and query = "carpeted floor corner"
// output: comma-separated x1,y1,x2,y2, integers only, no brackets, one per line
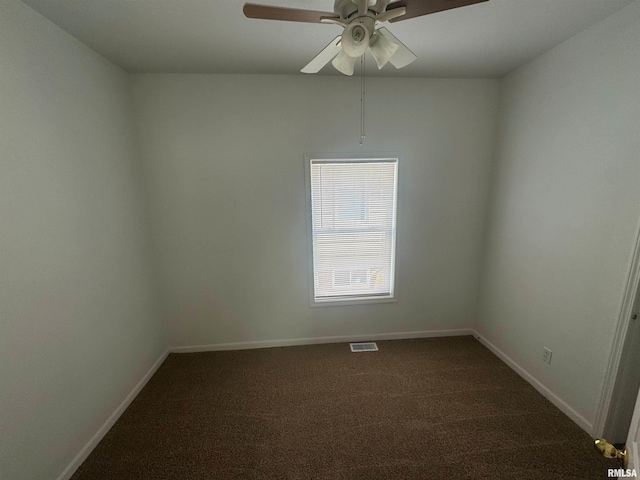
71,336,616,479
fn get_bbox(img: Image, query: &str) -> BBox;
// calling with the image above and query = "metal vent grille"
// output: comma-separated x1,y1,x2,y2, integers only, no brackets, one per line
350,342,379,352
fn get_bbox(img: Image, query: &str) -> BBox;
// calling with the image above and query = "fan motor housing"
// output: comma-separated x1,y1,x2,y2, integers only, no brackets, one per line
334,0,389,19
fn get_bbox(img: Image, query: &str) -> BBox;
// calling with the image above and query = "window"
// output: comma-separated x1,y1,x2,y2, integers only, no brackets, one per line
306,156,398,306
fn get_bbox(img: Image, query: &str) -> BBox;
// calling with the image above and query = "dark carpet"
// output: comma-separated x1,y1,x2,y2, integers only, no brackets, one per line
71,336,615,479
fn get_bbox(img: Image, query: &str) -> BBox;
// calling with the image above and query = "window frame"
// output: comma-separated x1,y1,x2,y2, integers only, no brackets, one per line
304,153,400,307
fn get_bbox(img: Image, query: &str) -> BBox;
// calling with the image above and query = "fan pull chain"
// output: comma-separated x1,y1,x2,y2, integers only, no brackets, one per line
359,54,366,145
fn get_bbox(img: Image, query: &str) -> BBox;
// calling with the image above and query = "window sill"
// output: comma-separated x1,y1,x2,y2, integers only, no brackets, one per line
310,295,398,308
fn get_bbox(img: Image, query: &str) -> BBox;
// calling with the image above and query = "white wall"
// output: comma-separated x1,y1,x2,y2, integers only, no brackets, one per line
132,74,498,348
476,2,640,432
0,2,166,479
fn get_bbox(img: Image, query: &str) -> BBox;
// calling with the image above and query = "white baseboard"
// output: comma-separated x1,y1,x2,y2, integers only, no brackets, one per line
170,328,475,353
56,349,169,480
472,331,593,435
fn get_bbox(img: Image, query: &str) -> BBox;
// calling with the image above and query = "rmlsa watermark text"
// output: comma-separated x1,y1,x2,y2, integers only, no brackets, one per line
609,468,638,478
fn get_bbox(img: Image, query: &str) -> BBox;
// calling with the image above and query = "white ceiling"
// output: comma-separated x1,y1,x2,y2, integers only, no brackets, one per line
23,0,633,77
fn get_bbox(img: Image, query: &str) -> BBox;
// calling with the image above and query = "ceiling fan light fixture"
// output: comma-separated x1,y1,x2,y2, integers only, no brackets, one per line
377,27,417,69
331,50,357,75
369,31,399,69
341,18,373,58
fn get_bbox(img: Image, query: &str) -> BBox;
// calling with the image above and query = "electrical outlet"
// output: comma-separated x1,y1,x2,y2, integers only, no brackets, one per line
543,347,553,365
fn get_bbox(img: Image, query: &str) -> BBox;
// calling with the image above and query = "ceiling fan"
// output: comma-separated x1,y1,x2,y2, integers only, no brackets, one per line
243,0,488,75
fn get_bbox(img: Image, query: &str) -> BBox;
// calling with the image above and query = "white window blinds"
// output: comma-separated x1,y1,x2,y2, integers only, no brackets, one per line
309,158,398,303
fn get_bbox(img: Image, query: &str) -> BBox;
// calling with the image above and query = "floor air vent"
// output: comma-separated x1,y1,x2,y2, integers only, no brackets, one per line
350,342,378,352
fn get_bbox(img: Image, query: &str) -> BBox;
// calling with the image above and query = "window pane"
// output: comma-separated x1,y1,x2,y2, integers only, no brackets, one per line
309,158,398,302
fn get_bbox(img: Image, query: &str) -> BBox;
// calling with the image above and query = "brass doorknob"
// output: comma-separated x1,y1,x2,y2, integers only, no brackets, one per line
595,439,628,466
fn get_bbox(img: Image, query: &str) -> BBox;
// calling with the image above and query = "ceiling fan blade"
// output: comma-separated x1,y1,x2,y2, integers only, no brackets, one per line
301,36,342,74
369,32,399,69
377,27,416,69
243,3,339,23
331,50,357,76
386,0,488,23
